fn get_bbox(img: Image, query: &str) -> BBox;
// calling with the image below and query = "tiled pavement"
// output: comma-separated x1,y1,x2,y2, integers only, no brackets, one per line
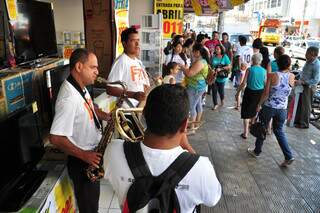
99,84,320,212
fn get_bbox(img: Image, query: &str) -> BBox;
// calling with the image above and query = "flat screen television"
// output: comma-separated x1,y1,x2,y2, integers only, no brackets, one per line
0,103,46,211
12,0,57,65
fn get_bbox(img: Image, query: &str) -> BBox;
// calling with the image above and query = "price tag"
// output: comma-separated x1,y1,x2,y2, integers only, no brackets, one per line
32,101,38,113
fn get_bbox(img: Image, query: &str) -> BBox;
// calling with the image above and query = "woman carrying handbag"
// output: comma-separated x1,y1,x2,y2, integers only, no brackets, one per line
210,44,231,110
247,54,296,167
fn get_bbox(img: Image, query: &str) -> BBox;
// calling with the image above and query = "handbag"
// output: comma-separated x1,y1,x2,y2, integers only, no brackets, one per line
216,65,228,78
250,116,267,140
205,66,216,85
215,55,229,78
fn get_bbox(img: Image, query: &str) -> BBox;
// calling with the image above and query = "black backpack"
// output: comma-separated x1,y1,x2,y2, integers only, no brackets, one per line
122,141,200,213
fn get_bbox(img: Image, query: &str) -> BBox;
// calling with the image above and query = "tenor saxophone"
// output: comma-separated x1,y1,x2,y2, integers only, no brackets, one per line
86,78,130,182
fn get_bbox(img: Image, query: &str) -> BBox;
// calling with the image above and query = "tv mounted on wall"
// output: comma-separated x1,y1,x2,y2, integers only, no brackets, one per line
12,0,58,65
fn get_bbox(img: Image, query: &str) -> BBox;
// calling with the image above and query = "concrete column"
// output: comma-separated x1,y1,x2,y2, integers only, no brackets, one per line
218,12,224,33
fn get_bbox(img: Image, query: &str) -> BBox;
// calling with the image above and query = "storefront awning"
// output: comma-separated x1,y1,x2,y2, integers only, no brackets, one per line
184,0,249,16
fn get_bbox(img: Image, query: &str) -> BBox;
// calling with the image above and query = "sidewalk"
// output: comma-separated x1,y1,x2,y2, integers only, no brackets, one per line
191,83,320,212
98,83,320,212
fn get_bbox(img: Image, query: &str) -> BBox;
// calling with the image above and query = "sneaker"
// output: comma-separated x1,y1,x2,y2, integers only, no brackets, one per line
280,158,295,167
247,148,259,158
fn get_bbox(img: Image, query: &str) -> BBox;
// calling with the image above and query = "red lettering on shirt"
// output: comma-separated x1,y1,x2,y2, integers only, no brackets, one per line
84,98,93,120
130,65,145,82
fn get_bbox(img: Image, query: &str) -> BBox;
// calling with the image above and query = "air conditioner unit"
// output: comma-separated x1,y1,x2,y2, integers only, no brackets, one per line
141,14,162,29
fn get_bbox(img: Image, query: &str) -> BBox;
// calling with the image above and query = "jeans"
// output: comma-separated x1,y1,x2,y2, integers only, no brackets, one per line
254,105,293,160
212,81,225,106
187,87,205,118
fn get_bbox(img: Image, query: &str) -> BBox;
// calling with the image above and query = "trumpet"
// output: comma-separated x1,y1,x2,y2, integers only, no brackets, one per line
86,77,145,182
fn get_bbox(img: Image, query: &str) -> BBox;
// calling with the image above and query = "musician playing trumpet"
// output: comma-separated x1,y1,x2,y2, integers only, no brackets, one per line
106,27,195,154
106,26,150,108
50,49,111,213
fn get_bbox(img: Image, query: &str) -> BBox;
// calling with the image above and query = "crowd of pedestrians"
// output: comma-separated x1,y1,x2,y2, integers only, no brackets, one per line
162,29,320,167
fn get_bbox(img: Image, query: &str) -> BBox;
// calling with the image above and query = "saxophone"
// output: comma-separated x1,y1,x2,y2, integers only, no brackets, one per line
86,77,137,182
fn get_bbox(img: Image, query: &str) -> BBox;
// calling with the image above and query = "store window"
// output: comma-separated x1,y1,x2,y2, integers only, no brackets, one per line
264,0,268,9
239,4,245,11
277,0,281,7
271,0,277,8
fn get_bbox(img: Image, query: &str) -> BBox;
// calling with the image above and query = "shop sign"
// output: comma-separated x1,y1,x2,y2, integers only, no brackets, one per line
5,0,18,21
114,0,129,57
39,169,76,213
154,0,184,39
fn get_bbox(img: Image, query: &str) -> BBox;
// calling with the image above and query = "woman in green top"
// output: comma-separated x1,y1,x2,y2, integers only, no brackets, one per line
211,44,231,110
182,43,210,133
235,53,267,139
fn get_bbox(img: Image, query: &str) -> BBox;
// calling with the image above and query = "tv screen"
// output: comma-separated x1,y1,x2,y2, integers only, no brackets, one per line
0,103,44,193
12,0,57,65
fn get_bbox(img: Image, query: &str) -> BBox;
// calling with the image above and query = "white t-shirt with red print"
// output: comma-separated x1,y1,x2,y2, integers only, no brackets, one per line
107,53,150,107
50,80,102,150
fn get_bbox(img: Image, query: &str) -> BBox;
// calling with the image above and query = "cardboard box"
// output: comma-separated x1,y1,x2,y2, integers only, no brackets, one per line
0,69,35,114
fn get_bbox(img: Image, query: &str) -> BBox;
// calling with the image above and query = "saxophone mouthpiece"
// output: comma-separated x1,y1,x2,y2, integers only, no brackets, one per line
96,77,108,84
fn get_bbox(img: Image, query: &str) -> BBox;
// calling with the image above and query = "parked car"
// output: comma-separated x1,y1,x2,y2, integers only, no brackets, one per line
281,35,303,47
229,33,254,46
289,40,320,60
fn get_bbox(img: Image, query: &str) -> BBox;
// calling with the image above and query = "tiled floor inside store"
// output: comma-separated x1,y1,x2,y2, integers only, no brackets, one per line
99,179,121,212
98,83,320,212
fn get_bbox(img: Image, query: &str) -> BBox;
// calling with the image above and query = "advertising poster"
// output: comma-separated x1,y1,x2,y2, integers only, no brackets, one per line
154,0,184,39
5,0,17,21
114,0,129,57
40,169,76,213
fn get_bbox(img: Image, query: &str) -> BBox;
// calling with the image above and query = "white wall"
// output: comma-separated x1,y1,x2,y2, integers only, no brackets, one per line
129,0,153,26
42,0,84,33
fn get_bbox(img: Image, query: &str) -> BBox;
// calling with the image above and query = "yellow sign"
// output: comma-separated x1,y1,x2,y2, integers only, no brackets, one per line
40,169,76,213
5,0,18,21
154,0,184,39
115,0,129,57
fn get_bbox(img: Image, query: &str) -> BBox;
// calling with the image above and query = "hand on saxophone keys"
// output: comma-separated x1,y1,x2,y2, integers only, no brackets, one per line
80,150,102,168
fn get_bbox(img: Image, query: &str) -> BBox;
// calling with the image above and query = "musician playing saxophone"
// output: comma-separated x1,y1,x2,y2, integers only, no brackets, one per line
50,48,111,213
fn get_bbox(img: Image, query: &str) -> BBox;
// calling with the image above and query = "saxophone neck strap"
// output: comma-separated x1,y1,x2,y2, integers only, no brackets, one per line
67,75,102,131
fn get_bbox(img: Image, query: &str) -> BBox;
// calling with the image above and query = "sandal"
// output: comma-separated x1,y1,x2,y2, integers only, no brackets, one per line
240,133,247,139
211,105,218,110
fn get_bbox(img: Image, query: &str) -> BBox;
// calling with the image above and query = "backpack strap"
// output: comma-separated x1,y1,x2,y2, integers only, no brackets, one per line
124,141,199,186
123,141,152,178
158,152,199,188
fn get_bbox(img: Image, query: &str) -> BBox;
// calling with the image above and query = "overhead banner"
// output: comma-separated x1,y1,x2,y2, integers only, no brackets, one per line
191,0,202,16
154,0,184,39
114,0,129,57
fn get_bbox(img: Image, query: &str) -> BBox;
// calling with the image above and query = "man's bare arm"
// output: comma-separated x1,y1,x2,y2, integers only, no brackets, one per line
50,135,102,168
106,86,146,102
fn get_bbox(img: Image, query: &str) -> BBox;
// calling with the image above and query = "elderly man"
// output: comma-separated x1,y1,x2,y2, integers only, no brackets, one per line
295,46,320,128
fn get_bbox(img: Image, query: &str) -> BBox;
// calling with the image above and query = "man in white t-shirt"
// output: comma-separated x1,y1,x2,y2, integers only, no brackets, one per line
104,85,221,213
235,35,253,68
50,48,111,213
106,27,150,107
